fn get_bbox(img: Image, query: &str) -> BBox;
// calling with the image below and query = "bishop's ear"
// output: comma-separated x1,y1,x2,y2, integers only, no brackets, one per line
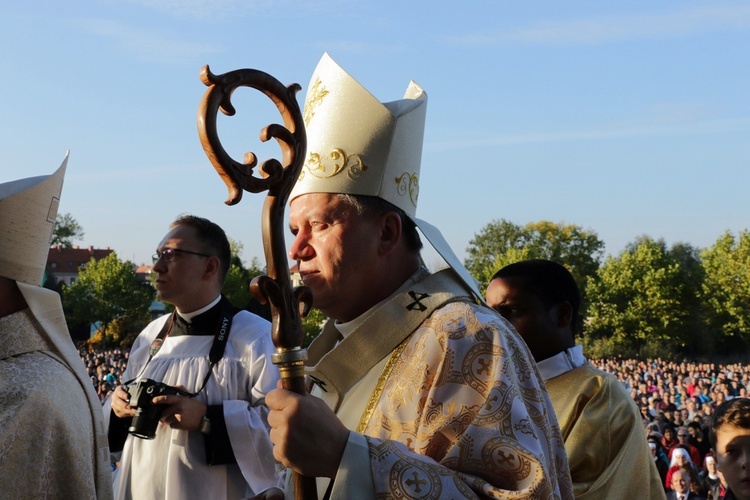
377,211,403,256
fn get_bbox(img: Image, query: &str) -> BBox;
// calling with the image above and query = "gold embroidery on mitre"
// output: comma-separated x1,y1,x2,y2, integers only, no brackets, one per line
299,149,368,182
395,172,419,207
303,78,328,126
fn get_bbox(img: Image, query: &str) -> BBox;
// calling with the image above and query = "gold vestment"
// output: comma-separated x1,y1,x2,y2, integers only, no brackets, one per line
545,363,666,499
305,269,574,499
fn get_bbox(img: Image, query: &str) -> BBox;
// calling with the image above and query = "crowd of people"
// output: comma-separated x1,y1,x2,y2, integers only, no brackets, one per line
77,344,750,498
79,347,129,403
591,358,750,498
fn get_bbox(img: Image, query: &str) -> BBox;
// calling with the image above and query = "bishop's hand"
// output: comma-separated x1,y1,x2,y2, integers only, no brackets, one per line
265,385,349,479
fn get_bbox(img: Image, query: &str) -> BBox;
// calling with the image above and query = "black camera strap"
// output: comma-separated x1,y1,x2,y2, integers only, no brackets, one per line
193,295,238,396
125,295,238,396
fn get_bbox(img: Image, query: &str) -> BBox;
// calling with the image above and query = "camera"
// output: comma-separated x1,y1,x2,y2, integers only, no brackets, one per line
125,378,189,440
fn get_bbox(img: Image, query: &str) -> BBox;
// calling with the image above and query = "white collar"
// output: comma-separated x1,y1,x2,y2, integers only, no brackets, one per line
536,345,586,381
177,295,221,323
335,266,428,339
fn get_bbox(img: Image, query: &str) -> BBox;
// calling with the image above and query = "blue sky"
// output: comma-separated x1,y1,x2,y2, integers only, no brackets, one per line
2,1,748,268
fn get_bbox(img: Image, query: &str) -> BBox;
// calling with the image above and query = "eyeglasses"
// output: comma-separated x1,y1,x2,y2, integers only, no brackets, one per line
678,434,689,437
152,247,211,263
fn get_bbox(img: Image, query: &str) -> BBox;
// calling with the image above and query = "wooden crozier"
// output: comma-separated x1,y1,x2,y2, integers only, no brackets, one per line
197,65,317,500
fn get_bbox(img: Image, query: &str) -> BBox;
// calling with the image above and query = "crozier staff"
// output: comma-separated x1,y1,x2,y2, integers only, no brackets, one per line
197,64,316,500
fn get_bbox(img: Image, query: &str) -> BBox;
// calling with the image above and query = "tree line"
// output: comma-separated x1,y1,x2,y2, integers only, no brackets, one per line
52,213,750,359
465,220,750,360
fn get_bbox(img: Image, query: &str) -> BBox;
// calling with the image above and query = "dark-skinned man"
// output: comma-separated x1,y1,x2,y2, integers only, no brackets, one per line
486,259,664,499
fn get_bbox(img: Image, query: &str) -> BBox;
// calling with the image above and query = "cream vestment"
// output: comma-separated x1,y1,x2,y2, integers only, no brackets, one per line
0,154,113,499
301,269,573,498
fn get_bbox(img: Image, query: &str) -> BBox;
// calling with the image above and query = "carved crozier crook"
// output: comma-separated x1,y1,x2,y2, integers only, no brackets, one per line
197,65,316,500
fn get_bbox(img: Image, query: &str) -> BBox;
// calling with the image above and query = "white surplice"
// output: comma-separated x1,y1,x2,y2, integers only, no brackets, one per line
104,309,281,499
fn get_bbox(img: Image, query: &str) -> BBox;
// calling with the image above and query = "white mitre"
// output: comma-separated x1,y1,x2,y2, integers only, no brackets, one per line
0,150,78,372
291,54,482,299
0,152,68,286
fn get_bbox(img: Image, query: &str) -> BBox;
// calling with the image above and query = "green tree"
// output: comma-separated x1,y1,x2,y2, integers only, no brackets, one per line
465,220,604,292
224,264,253,308
51,213,85,247
625,237,707,351
63,252,153,347
464,219,524,286
464,219,604,334
228,237,246,269
223,251,266,310
301,307,326,347
668,241,710,354
584,237,691,357
701,230,750,349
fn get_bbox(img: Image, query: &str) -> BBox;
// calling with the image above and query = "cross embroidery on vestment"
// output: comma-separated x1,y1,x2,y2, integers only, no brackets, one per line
406,291,430,311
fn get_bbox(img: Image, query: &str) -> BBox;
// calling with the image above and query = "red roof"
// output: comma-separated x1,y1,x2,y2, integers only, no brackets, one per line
135,264,153,274
46,245,113,273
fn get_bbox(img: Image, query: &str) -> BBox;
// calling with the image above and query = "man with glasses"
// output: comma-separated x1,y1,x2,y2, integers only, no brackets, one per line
105,215,281,499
